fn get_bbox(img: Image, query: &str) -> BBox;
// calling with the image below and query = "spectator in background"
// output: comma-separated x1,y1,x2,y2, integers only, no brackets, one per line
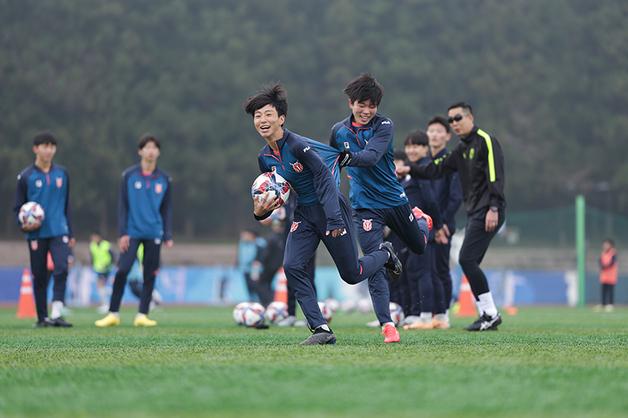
237,229,265,301
598,239,618,312
89,233,115,314
252,219,287,307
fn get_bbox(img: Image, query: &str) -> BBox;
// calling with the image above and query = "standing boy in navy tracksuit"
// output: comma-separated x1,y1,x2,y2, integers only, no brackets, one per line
244,83,402,345
95,134,173,328
330,74,431,340
427,116,463,328
14,132,74,327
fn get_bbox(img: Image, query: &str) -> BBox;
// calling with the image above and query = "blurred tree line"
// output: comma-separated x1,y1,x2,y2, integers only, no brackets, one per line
1,0,626,240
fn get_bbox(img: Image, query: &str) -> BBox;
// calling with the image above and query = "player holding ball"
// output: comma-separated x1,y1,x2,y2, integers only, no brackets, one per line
245,83,402,345
14,132,74,328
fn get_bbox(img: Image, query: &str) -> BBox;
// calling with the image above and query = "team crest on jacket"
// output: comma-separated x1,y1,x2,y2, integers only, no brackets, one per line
362,219,373,232
155,183,163,194
290,221,301,233
291,161,304,173
56,177,63,188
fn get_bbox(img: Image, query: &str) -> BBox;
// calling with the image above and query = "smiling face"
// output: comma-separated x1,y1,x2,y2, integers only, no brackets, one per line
349,99,377,125
254,104,285,142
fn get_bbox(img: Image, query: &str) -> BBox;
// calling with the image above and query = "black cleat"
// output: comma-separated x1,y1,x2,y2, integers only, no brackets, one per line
300,326,337,345
51,317,73,328
466,313,502,331
34,318,55,328
379,241,402,280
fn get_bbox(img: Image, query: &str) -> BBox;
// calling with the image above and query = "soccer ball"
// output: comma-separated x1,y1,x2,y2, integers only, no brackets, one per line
325,298,340,313
264,301,289,324
251,172,291,207
242,302,266,327
389,302,405,326
18,201,45,229
233,302,251,325
318,301,333,323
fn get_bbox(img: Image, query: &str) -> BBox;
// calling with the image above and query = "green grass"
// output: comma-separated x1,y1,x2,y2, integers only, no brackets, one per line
1,306,627,418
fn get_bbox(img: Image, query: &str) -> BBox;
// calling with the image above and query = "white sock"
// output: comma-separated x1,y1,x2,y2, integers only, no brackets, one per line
109,312,120,318
318,324,331,332
135,313,147,319
477,292,498,317
434,313,448,322
381,321,395,329
51,301,63,319
97,286,108,305
419,312,432,322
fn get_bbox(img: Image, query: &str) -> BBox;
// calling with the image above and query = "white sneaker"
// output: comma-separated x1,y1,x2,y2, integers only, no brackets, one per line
604,305,614,312
277,315,296,327
366,319,380,328
401,315,421,326
294,320,308,327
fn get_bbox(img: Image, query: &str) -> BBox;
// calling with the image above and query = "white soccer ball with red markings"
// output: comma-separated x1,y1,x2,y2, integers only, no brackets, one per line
242,302,266,327
251,172,291,207
389,302,405,326
264,301,289,324
233,302,251,325
318,301,333,323
18,201,45,229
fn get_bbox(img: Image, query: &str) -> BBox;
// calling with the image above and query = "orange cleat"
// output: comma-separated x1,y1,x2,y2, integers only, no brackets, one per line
382,323,400,343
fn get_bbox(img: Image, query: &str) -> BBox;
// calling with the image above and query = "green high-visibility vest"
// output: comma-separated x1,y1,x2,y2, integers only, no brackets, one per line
90,240,112,273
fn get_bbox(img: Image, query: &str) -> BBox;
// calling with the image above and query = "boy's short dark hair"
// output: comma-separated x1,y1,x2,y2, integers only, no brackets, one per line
343,73,383,105
33,131,57,146
404,130,429,146
427,116,451,133
603,238,615,247
244,83,288,118
138,134,160,150
448,102,473,115
393,150,407,161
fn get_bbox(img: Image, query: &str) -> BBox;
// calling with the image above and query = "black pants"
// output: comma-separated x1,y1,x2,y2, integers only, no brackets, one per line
458,210,505,299
287,257,316,316
109,238,161,314
601,284,615,305
28,237,71,322
432,234,454,312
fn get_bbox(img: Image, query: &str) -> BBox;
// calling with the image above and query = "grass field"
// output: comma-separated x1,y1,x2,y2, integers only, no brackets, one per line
1,306,627,418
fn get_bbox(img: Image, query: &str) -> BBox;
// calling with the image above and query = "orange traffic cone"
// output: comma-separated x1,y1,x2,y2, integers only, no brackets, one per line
16,268,37,319
273,267,288,304
456,275,478,317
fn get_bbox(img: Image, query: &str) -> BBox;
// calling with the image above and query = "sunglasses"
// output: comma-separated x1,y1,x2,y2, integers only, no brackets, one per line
448,114,464,124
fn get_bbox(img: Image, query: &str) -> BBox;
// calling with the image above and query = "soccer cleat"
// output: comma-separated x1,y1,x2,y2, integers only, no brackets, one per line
382,323,400,343
379,241,402,280
432,318,451,330
300,327,337,345
34,318,55,328
51,316,73,327
276,315,296,327
412,207,433,231
95,313,121,328
466,313,502,331
133,314,157,327
403,320,433,330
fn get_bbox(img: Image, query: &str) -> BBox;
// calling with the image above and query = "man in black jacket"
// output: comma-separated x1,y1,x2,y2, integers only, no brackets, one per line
398,102,505,331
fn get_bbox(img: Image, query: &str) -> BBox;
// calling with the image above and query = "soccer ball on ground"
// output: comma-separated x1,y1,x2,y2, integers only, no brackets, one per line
242,302,266,327
264,301,289,324
232,302,251,325
18,201,45,230
318,301,333,323
389,302,405,326
251,172,291,207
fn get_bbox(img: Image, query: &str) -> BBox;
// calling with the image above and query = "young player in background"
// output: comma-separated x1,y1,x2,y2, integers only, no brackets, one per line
245,83,401,344
95,134,173,328
427,116,463,328
14,132,75,327
89,233,115,314
330,74,431,340
598,239,618,312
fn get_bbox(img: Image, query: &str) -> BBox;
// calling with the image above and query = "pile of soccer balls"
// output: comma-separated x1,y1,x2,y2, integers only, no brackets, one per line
232,300,336,327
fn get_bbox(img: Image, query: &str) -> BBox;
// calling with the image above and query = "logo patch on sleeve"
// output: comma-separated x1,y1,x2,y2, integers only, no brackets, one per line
362,219,373,232
155,183,163,194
